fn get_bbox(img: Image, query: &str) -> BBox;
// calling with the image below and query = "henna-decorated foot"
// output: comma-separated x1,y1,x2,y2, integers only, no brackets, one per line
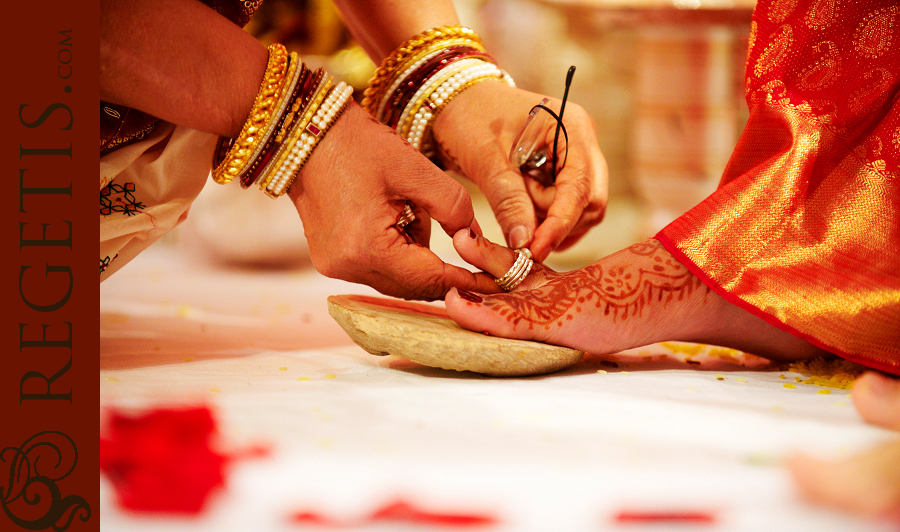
446,230,827,361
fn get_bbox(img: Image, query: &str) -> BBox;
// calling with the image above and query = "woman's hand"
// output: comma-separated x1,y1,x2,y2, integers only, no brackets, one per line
289,103,499,300
432,81,608,262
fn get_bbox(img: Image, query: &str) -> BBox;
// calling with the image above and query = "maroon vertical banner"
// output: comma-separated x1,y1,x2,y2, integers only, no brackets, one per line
3,0,99,531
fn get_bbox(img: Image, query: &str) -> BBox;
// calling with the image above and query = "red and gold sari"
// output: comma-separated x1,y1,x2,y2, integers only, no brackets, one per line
657,0,900,374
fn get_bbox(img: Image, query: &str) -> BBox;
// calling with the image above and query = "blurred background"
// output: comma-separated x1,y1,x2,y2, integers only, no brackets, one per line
174,0,755,273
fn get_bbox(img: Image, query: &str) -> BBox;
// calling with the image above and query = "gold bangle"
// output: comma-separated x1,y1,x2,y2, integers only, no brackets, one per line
415,63,513,151
276,67,324,144
362,26,483,114
271,83,354,198
261,77,334,194
239,52,302,184
365,38,484,117
256,75,333,191
212,43,290,184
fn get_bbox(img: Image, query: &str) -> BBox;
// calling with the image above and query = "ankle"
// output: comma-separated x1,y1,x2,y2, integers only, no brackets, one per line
582,240,713,352
688,290,828,361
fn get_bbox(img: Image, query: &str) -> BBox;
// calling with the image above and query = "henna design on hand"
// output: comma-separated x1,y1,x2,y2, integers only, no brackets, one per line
483,240,708,330
434,136,462,173
362,112,421,154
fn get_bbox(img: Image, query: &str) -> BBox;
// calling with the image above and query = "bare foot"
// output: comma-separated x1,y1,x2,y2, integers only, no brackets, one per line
852,372,900,432
446,233,826,361
789,442,900,522
788,372,900,522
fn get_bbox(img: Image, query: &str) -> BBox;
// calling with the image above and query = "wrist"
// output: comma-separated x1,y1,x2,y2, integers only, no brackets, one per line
430,79,511,173
210,46,352,198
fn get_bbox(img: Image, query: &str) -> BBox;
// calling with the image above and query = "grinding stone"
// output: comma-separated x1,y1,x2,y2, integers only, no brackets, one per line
327,294,583,377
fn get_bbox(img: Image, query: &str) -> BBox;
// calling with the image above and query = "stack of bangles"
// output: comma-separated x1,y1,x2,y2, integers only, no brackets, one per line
361,25,515,158
211,43,354,198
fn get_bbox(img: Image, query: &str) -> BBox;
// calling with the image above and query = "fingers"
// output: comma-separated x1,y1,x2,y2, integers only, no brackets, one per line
478,169,539,250
788,371,900,521
445,287,536,341
529,125,608,261
372,251,500,301
853,372,900,431
431,82,609,255
452,227,520,279
365,208,499,300
451,228,550,292
400,202,431,247
392,165,479,239
290,105,496,301
362,213,502,300
338,226,499,300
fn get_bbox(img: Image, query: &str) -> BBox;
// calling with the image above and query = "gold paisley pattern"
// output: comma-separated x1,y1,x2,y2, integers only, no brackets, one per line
754,24,794,78
867,135,884,159
748,20,758,55
759,79,789,103
853,6,898,59
804,0,838,30
798,41,841,91
768,0,799,23
847,68,893,116
808,99,838,122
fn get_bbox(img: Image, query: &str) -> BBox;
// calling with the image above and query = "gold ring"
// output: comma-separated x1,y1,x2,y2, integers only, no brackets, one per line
395,203,415,229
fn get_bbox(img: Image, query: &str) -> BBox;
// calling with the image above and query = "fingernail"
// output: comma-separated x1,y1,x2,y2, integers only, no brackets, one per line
467,227,477,239
509,225,530,249
456,290,483,304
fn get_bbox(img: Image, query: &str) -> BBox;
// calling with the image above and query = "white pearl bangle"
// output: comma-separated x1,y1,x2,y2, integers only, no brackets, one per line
374,38,480,121
264,82,354,198
396,57,485,140
407,61,514,154
240,52,303,186
255,75,332,192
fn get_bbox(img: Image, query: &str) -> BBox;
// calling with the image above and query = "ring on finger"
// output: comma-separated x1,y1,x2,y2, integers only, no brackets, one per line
495,248,533,291
395,203,415,230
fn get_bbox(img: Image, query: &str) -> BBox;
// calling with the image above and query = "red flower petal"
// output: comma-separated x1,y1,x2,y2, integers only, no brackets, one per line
100,407,228,515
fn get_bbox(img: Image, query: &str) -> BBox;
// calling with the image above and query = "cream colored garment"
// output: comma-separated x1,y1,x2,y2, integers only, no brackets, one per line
100,122,217,281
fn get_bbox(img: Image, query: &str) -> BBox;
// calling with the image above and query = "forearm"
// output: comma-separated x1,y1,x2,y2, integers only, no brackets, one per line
100,0,268,137
332,0,461,62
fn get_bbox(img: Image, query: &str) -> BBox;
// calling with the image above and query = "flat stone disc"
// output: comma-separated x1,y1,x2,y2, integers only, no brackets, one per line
327,294,583,377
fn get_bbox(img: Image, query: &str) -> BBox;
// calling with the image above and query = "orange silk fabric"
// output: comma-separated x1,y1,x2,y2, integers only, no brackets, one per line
657,0,900,374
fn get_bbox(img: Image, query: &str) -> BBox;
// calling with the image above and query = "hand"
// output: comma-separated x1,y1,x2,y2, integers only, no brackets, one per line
432,81,608,262
288,103,499,300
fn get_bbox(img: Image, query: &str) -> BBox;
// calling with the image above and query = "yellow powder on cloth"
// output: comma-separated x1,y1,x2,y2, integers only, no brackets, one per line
660,342,705,358
706,347,744,359
785,357,866,390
